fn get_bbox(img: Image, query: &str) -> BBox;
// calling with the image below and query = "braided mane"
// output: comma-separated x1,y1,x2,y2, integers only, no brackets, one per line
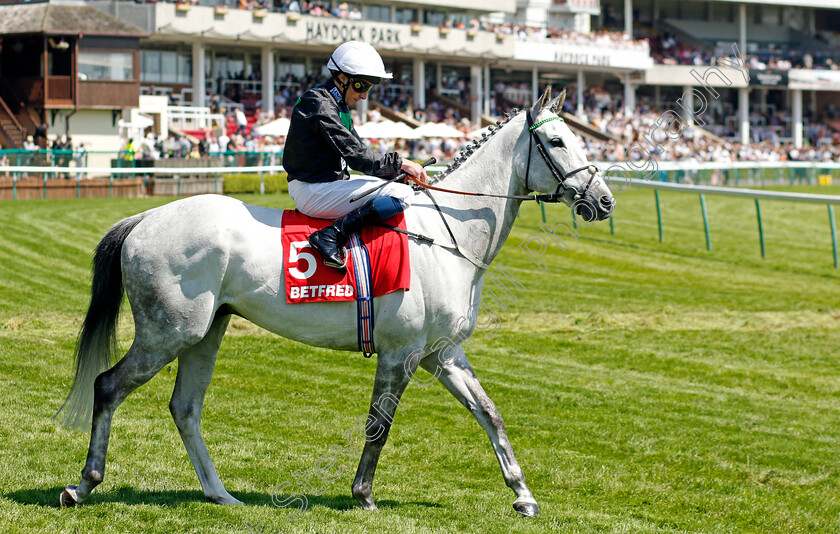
429,109,521,185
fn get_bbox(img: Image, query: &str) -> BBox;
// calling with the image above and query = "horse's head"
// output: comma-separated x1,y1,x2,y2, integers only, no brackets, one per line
517,86,615,223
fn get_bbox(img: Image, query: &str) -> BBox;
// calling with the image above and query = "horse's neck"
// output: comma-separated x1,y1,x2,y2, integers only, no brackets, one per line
433,115,527,273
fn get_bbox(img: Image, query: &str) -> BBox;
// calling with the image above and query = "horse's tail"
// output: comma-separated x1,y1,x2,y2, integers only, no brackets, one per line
56,213,147,431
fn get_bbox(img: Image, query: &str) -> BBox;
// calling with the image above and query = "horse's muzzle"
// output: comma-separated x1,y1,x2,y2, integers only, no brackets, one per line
575,194,615,222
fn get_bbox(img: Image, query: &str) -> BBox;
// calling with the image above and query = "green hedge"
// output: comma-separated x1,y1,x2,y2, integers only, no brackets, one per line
222,173,289,194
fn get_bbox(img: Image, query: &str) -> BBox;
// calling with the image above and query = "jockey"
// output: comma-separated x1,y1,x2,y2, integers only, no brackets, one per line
283,41,429,271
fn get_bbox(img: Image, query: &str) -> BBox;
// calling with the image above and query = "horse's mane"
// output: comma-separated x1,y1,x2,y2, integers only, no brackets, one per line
430,109,521,185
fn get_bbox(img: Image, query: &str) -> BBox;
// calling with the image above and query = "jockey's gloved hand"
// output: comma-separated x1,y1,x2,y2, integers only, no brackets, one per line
400,160,429,186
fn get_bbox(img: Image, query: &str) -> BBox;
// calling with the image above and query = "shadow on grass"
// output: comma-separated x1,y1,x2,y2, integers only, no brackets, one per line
5,487,441,512
5,486,218,508
295,494,442,512
241,492,442,512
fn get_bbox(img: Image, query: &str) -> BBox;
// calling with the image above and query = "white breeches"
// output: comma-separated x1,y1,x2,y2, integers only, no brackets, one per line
288,175,415,219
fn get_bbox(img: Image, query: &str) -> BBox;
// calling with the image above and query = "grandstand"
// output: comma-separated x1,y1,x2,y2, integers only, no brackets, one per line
0,0,838,168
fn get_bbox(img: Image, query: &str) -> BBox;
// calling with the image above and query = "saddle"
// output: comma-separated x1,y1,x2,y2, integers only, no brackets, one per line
281,210,411,355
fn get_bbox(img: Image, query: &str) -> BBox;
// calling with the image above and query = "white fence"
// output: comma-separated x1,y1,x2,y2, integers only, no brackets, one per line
3,161,839,268
597,160,840,189
603,170,840,269
167,106,227,132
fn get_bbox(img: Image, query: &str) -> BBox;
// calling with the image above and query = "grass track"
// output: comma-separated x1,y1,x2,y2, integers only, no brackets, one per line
0,186,838,533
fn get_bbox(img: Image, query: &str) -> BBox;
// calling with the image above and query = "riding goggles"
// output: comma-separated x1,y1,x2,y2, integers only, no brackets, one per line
350,78,375,93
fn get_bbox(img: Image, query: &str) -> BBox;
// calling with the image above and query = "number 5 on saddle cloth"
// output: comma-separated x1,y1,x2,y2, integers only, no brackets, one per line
280,210,411,356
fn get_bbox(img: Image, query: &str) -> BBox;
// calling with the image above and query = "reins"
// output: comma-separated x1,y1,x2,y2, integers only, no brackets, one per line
380,189,492,271
390,110,601,271
411,179,560,203
411,112,598,204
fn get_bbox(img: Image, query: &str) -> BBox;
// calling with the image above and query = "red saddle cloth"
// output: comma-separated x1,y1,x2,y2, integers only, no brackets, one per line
281,210,410,304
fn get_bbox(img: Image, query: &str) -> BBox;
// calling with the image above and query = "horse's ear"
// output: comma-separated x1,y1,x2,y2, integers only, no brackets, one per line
535,85,552,114
550,88,566,115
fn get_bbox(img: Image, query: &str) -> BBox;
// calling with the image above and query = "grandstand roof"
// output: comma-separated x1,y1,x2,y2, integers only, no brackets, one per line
0,2,148,36
708,0,840,9
391,0,515,14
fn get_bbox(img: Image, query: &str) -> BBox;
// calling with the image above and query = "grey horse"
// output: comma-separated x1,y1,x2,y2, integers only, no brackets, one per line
57,87,615,516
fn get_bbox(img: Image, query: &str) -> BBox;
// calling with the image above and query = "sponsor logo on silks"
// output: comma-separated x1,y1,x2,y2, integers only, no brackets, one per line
329,86,343,104
328,86,353,130
290,284,355,299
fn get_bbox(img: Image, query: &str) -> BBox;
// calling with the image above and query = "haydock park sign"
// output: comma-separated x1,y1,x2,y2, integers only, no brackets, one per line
555,51,610,66
306,20,402,47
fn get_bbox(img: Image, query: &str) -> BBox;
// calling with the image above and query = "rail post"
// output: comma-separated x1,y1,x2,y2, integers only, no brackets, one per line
609,214,615,235
829,205,838,269
540,200,546,223
699,194,711,251
655,189,663,243
755,198,765,258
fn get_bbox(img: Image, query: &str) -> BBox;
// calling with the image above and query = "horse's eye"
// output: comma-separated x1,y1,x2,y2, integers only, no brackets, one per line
550,137,565,148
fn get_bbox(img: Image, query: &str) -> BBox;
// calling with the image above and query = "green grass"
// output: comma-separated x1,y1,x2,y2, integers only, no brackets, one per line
1,187,839,533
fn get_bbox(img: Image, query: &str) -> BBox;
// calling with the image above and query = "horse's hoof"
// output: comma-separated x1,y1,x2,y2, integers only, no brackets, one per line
353,493,378,511
352,485,378,511
207,493,244,505
357,501,378,511
60,486,79,508
513,499,540,517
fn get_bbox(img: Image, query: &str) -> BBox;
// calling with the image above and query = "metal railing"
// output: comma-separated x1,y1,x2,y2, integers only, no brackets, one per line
3,157,840,268
602,163,840,268
167,106,226,131
615,160,840,188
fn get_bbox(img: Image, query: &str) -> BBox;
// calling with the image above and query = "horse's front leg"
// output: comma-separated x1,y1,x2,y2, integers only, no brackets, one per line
351,349,416,511
421,345,540,517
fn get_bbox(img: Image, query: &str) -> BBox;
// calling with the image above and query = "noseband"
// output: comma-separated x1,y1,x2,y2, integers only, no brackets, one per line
411,112,599,204
524,113,597,203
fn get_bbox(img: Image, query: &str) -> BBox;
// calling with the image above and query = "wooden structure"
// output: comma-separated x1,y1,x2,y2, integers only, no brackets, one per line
0,1,148,148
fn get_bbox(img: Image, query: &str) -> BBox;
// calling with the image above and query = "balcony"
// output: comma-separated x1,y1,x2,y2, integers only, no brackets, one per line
151,3,514,60
7,76,73,108
512,34,652,71
549,0,601,15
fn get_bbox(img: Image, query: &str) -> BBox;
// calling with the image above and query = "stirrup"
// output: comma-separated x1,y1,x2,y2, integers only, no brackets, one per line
309,239,347,270
321,248,347,270
308,226,348,271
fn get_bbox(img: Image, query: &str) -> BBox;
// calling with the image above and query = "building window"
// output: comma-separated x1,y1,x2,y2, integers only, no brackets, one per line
395,8,418,24
367,4,390,22
162,52,177,84
142,49,192,84
276,59,306,80
177,54,192,85
424,10,446,26
79,51,134,81
142,50,161,83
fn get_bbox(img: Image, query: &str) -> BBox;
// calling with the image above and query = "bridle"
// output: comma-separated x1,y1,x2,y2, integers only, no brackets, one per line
414,111,599,204
524,112,598,203
393,111,602,271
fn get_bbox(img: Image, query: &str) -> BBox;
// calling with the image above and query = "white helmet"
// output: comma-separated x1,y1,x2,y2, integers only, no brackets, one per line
327,41,392,82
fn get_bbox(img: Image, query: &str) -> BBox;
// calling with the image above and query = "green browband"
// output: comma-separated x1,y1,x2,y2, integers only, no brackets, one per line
528,116,564,131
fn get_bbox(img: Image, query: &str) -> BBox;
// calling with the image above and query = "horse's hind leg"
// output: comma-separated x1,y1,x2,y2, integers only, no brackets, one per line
420,345,540,517
168,314,241,505
351,349,417,511
61,336,184,506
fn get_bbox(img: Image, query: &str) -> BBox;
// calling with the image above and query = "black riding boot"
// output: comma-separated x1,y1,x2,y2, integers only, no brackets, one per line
308,199,389,271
